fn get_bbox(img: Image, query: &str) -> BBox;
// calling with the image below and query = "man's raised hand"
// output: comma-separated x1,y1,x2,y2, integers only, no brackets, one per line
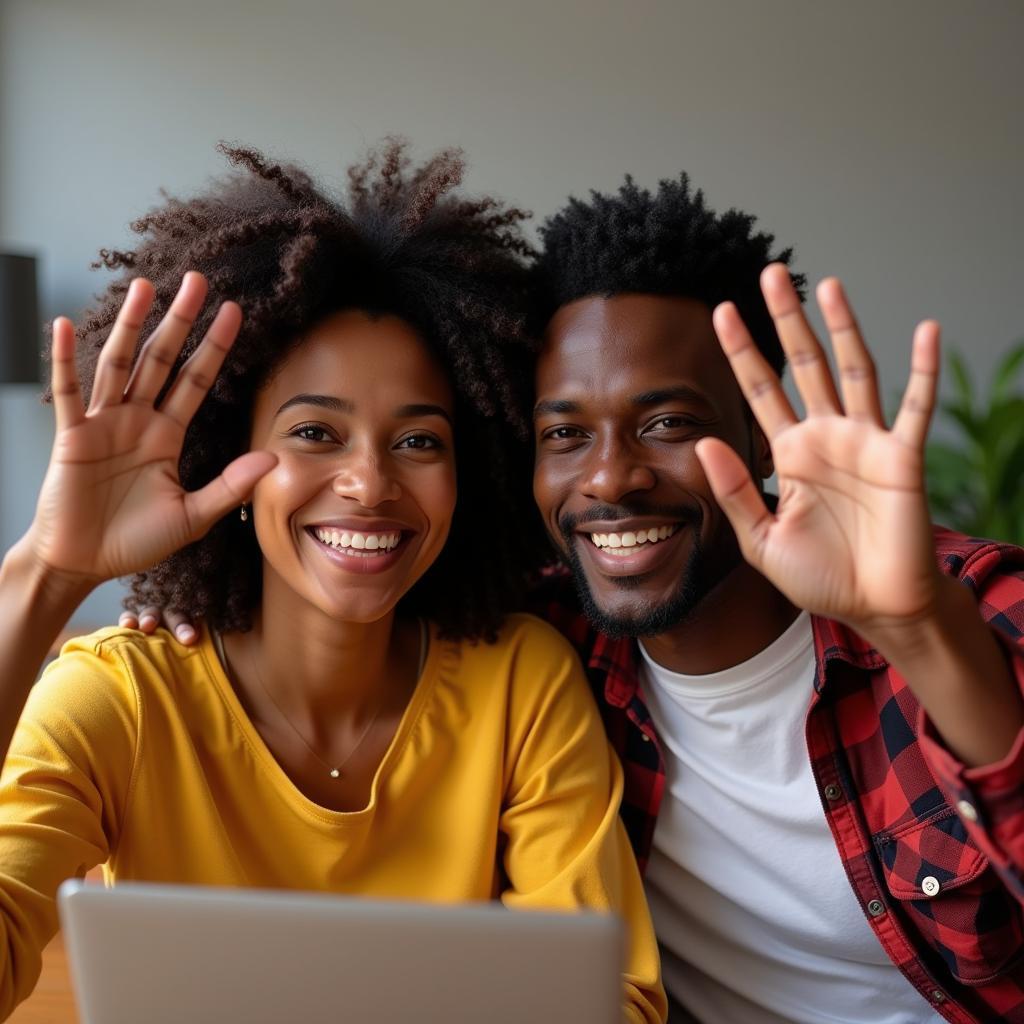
696,264,943,635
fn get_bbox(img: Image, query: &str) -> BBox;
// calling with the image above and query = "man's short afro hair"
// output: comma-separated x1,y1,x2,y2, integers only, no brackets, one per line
533,173,805,376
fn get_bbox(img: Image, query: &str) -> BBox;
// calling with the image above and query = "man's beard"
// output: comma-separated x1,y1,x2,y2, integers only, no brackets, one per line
558,504,711,640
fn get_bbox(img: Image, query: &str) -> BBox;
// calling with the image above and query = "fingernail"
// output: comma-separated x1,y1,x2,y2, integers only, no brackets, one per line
177,626,196,642
139,615,157,630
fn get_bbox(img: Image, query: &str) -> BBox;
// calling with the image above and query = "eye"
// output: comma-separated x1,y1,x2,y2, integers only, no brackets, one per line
642,415,705,437
396,432,444,452
290,423,334,443
538,425,589,453
541,425,587,442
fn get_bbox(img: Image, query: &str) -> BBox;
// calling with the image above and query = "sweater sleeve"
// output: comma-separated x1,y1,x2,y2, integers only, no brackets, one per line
497,617,667,1024
0,633,138,1019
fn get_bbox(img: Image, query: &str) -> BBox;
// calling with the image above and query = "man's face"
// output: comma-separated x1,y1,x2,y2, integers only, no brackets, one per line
532,293,770,638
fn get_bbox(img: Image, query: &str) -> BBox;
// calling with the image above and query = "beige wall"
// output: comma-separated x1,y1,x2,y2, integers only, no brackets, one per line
2,0,1022,624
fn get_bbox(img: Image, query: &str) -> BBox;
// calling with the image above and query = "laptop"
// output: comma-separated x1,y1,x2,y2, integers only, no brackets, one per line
58,880,624,1023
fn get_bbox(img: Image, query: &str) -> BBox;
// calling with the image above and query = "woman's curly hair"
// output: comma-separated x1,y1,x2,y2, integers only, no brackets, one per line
67,139,542,641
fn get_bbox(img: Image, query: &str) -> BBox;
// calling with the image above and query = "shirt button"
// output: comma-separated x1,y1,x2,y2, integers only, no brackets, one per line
931,989,946,1003
921,876,941,897
867,899,885,917
641,733,651,742
957,799,978,823
824,784,842,801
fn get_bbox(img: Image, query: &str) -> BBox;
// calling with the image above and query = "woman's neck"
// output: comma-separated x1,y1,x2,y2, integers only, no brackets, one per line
223,576,422,733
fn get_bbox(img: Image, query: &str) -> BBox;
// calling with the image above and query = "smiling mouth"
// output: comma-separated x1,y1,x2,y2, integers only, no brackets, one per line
309,526,405,557
584,524,678,556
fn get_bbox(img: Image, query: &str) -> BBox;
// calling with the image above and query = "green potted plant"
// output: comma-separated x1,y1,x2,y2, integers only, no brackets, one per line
925,341,1024,545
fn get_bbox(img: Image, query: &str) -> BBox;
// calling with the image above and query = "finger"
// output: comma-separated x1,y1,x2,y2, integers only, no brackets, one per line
50,317,85,431
182,450,278,542
159,302,242,429
695,437,773,566
164,610,198,646
123,272,208,407
119,612,140,630
136,606,160,633
712,301,797,440
761,264,842,416
892,320,940,449
89,279,156,410
816,277,884,425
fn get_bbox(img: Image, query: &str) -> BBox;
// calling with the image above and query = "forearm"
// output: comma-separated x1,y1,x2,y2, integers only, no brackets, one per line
0,537,93,764
860,574,1023,768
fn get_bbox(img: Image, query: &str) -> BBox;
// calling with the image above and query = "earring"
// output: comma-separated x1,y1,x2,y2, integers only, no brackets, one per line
240,504,249,523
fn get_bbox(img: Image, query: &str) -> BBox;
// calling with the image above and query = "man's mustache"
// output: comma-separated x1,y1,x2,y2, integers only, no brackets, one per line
558,503,702,542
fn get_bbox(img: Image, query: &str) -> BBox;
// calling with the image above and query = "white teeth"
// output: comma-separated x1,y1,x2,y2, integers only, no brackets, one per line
313,528,401,554
589,524,678,551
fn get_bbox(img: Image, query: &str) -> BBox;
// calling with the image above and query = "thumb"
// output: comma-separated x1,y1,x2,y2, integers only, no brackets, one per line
182,451,278,540
695,437,772,566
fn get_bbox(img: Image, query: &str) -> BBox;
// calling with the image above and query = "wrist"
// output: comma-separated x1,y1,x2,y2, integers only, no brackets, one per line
1,533,97,618
851,574,966,664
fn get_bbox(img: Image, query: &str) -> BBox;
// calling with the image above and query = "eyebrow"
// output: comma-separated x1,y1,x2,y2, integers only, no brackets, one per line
630,386,713,410
276,393,452,425
533,399,580,418
533,385,713,419
395,403,453,426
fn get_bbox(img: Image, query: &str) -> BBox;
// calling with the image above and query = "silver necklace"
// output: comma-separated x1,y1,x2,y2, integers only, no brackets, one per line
219,619,427,780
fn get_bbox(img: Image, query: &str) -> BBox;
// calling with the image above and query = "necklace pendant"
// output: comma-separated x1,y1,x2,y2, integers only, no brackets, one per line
329,768,341,779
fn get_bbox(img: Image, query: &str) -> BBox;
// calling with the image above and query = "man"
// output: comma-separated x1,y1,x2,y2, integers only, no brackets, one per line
529,174,1024,1022
137,173,1024,1022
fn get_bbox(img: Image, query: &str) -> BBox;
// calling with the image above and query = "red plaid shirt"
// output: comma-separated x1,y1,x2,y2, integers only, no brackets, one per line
542,527,1024,1023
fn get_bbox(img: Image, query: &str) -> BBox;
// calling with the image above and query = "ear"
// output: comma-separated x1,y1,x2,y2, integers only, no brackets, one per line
751,421,774,481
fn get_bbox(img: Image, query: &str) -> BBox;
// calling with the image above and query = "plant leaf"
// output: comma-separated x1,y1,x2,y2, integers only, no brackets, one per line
992,341,1024,403
947,350,974,411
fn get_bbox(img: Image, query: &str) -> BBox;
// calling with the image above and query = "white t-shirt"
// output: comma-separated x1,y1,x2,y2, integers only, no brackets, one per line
640,612,941,1023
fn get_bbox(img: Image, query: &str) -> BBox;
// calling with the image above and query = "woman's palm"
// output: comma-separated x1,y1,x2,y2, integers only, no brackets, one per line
30,274,274,588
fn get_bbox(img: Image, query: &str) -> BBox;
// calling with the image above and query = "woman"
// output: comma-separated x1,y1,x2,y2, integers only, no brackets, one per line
0,142,665,1021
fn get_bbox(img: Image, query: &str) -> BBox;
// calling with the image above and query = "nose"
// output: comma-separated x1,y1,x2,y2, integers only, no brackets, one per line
580,437,656,503
331,448,402,508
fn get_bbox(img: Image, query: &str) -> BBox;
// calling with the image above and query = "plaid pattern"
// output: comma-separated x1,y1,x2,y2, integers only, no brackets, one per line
540,528,1024,1023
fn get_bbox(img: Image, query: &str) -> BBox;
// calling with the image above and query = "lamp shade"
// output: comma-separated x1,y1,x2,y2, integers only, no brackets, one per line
0,253,41,384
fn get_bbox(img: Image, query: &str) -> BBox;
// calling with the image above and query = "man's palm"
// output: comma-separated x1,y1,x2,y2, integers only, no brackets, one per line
697,266,942,633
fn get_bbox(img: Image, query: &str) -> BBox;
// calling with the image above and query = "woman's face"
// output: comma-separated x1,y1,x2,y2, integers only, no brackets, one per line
249,310,456,624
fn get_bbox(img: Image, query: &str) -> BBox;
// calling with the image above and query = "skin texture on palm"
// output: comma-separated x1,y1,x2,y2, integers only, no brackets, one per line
696,266,940,628
39,274,276,585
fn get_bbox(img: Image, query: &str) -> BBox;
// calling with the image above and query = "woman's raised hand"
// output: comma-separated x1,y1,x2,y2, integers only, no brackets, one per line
28,272,276,590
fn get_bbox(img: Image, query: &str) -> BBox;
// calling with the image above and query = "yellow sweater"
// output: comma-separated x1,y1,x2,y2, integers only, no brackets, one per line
0,613,665,1022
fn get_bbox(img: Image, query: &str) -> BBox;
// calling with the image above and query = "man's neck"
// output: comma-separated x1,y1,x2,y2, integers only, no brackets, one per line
641,563,800,676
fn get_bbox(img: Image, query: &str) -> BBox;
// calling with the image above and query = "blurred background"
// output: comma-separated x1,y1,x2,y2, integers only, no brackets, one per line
1,0,1022,627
